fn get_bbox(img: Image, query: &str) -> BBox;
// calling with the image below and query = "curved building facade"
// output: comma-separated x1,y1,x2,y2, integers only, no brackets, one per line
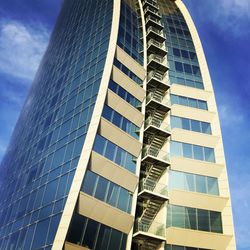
0,0,236,250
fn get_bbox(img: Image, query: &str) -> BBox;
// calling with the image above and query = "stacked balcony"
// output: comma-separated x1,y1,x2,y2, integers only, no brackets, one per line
133,0,171,248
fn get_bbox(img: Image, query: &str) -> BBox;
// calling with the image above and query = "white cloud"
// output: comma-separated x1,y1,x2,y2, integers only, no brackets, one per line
0,21,49,81
185,0,250,36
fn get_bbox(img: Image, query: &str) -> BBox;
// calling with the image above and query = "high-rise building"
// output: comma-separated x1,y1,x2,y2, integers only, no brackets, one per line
0,0,236,249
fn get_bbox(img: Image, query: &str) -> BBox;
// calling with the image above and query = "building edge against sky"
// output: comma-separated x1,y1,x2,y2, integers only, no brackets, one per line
0,0,236,250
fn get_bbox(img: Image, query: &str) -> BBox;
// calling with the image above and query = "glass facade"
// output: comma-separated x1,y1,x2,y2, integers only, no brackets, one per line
67,213,127,250
93,135,136,173
108,80,141,109
171,116,212,134
0,0,113,249
159,0,204,89
167,205,223,233
114,58,143,85
81,170,132,213
169,170,219,195
102,105,139,139
117,0,143,65
170,94,208,110
170,141,215,163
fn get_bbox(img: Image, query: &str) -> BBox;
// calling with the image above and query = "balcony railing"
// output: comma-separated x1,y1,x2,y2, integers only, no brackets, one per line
142,146,170,163
147,39,165,50
147,71,170,86
147,26,165,37
145,117,171,133
143,0,159,10
146,92,171,107
148,54,168,66
134,220,165,237
144,6,161,18
146,16,163,27
139,178,168,197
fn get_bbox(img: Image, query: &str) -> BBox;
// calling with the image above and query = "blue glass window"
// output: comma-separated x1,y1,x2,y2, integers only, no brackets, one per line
170,141,215,163
170,94,208,110
108,80,141,109
114,58,143,85
102,105,139,139
67,214,127,250
171,116,212,135
167,205,223,233
93,135,136,173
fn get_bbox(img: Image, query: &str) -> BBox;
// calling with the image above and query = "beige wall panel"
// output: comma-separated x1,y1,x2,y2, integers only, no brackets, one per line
171,156,224,178
169,189,228,212
112,66,145,102
116,46,146,80
171,104,216,123
65,242,90,250
107,90,144,127
166,227,232,250
171,83,212,101
78,192,134,234
99,118,142,157
90,151,138,192
171,128,219,148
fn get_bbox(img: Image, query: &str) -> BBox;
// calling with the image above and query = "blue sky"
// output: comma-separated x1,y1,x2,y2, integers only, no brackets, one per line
0,0,249,249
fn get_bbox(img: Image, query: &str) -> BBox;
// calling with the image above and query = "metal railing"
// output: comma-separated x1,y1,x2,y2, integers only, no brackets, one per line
147,39,165,50
146,92,171,107
144,6,161,17
134,219,165,237
147,71,170,85
142,146,170,162
148,54,167,65
139,178,168,197
147,26,165,37
143,0,158,9
146,16,163,26
145,116,171,133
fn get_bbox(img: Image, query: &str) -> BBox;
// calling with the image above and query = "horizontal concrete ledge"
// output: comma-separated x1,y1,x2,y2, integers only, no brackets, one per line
116,45,146,81
107,90,144,127
166,227,232,250
171,156,224,178
171,128,220,148
169,189,229,212
170,83,212,100
65,242,90,250
99,117,142,157
112,66,145,102
90,151,139,193
77,192,134,234
171,104,216,123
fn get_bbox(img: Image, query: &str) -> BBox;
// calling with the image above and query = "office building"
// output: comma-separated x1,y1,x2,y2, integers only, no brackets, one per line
0,0,236,249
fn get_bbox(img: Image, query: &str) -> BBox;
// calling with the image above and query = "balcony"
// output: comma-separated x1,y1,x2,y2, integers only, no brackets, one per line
142,146,170,167
146,92,171,113
145,16,164,30
147,71,170,91
142,0,159,11
144,116,171,138
147,54,168,72
146,26,166,43
134,220,166,241
144,6,162,19
147,39,167,57
138,178,169,201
